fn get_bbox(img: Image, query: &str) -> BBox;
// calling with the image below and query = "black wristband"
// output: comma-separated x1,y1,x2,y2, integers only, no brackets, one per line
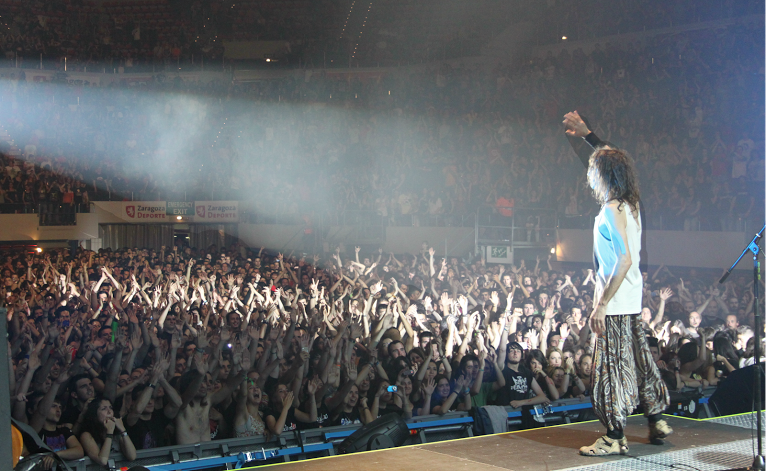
584,131,602,149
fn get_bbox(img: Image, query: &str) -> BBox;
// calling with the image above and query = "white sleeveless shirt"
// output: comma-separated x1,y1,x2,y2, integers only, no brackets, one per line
593,202,643,315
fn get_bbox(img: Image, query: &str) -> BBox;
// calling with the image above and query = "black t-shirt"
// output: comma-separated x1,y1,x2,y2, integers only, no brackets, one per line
266,406,298,433
59,402,83,428
48,186,61,203
300,402,330,430
493,365,534,405
375,403,403,419
39,427,73,452
126,413,172,450
330,407,362,427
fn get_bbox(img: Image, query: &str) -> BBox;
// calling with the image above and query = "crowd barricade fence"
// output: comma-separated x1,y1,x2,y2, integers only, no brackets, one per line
63,388,719,471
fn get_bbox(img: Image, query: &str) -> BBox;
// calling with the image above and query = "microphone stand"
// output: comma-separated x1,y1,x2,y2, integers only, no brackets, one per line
720,224,765,471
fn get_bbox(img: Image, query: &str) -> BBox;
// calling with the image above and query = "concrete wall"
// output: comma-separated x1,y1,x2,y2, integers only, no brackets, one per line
558,229,751,270
0,213,99,242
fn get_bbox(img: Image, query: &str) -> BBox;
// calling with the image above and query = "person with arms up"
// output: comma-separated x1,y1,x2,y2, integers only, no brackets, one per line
563,111,671,456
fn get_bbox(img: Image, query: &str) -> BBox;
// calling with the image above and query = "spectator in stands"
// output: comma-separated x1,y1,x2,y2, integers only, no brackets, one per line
525,349,559,401
36,396,85,467
266,381,318,434
576,354,593,394
79,398,137,465
233,378,267,438
125,360,183,450
468,348,505,407
430,374,470,415
60,374,95,433
706,331,740,384
494,343,551,408
1,237,763,469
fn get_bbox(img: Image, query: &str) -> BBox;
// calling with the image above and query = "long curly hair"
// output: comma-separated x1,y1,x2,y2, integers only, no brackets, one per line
80,397,109,444
587,147,641,211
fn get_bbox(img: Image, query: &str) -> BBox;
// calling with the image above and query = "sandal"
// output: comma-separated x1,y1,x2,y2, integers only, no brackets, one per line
618,436,629,454
579,435,628,456
649,419,673,445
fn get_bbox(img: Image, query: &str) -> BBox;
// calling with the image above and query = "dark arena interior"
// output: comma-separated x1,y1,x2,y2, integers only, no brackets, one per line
1,0,765,470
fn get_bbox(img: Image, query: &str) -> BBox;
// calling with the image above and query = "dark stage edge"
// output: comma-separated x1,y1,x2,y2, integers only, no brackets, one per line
247,413,765,471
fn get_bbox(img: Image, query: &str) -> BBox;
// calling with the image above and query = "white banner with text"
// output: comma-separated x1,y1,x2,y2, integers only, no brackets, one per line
93,201,238,223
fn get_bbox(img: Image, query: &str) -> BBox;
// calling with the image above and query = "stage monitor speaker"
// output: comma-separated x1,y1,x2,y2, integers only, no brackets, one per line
667,390,704,418
709,364,765,416
338,413,410,454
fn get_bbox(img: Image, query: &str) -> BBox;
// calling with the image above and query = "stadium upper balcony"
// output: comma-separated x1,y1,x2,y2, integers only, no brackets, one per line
214,0,341,42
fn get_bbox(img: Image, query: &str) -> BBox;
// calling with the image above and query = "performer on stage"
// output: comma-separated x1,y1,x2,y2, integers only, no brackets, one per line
563,111,671,456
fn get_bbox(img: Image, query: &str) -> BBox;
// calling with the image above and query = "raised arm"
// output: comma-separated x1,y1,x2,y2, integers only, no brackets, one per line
563,110,604,167
650,288,673,330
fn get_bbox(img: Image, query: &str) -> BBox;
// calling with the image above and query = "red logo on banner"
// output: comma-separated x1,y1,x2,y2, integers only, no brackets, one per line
126,206,135,218
196,205,205,217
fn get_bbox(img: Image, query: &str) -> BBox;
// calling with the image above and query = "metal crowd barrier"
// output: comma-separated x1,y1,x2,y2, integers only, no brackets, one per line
64,411,474,471
64,389,717,471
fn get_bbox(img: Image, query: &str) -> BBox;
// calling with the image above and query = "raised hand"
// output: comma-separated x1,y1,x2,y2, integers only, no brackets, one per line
423,296,433,312
345,362,358,382
543,303,556,320
565,356,575,374
422,378,436,396
562,111,590,138
170,332,182,350
658,287,673,301
307,376,319,395
490,291,500,307
220,327,231,343
283,391,294,409
528,333,539,350
457,295,468,315
440,292,450,309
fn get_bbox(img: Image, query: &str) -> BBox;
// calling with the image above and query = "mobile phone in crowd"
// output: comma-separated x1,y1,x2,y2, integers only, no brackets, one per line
387,385,398,393
518,341,528,350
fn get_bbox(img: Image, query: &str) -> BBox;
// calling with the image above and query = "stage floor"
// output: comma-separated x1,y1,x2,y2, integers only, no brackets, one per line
256,414,764,471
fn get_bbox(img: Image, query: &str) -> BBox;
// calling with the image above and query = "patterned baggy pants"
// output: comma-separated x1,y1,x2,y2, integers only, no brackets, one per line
591,314,670,432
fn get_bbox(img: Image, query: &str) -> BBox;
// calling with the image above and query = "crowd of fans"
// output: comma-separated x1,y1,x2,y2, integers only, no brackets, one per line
0,1,762,468
6,243,763,467
0,0,761,70
0,0,340,72
355,0,763,66
0,17,761,230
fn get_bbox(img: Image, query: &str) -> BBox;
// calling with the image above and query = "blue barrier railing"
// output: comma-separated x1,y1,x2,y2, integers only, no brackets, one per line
66,390,718,471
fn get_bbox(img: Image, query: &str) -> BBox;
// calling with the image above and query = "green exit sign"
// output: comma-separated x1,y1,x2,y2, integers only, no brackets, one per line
166,202,194,216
